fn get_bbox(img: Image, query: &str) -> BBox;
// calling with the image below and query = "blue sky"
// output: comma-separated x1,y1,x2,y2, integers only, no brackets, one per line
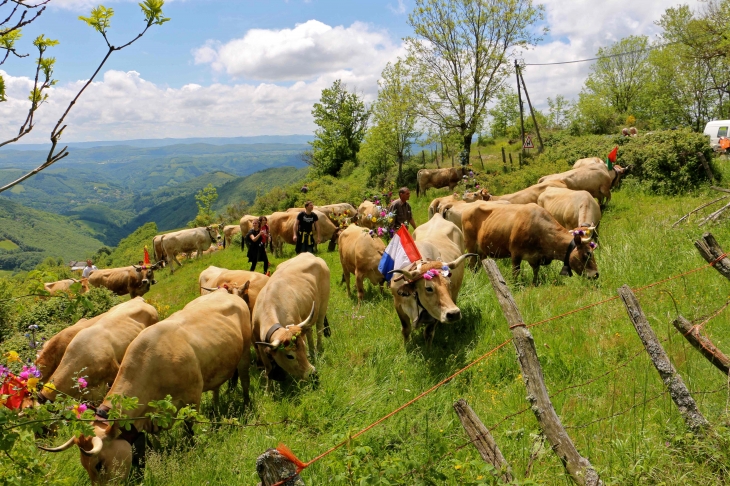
1,0,691,143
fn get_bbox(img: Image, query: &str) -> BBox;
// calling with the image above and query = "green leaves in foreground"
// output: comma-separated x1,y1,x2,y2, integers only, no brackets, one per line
79,1,169,37
140,0,171,27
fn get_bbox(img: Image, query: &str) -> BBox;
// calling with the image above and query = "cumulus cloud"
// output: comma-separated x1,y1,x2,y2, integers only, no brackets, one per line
193,19,405,82
519,0,681,110
0,68,374,143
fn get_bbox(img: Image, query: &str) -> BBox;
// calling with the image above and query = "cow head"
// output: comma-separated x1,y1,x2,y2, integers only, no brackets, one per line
256,303,317,380
390,254,475,343
205,225,222,244
39,422,132,485
132,261,162,290
560,228,599,279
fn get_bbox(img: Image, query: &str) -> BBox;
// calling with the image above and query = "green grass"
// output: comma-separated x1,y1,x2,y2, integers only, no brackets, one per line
0,239,19,251
34,170,730,484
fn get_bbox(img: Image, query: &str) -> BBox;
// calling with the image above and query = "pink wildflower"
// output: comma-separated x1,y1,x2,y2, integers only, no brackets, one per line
77,377,88,389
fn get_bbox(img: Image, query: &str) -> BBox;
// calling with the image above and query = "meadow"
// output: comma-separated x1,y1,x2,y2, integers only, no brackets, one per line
37,173,730,485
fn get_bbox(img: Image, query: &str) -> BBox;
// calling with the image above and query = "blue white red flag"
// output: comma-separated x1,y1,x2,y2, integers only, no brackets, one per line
379,225,422,281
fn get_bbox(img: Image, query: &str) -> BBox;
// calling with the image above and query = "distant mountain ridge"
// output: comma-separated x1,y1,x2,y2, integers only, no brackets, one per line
6,135,314,151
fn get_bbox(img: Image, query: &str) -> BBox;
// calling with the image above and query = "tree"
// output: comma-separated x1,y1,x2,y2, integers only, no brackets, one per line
583,35,651,118
488,88,519,138
406,0,544,163
189,184,218,227
546,95,572,130
309,79,370,177
369,60,420,184
0,0,169,194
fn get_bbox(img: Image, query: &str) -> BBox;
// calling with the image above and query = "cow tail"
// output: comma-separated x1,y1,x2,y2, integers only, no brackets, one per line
416,172,421,197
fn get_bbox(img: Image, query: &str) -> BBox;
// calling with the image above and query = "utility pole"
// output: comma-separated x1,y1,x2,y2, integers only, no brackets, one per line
515,60,526,156
519,68,544,153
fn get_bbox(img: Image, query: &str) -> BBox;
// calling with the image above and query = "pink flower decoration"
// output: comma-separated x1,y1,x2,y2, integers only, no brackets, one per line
423,273,433,280
77,377,87,389
74,403,88,418
380,211,386,217
377,227,384,236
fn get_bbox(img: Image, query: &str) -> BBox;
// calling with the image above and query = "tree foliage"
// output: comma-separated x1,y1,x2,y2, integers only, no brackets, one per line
189,184,218,227
406,0,544,159
309,80,369,177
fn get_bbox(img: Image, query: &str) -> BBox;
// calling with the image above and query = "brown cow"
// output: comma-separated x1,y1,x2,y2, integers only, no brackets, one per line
253,252,330,382
152,234,166,266
289,203,358,225
573,157,627,189
538,167,614,206
390,214,475,344
87,263,162,298
461,203,598,285
35,315,105,380
537,187,602,235
238,215,259,241
39,288,251,484
338,224,386,302
268,209,340,257
428,189,489,219
38,298,159,403
485,180,568,205
44,278,89,295
416,167,466,197
440,199,511,230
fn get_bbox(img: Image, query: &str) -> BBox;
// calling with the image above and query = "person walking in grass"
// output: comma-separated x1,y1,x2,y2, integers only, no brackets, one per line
245,217,270,274
388,187,418,231
293,200,320,254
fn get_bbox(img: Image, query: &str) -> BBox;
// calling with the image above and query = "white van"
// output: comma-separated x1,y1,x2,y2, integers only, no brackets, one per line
703,120,730,151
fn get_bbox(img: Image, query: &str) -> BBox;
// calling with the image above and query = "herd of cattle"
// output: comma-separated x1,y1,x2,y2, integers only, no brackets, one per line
36,156,625,483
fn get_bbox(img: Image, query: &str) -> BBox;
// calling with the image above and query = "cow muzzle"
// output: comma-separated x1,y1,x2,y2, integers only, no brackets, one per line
443,308,462,322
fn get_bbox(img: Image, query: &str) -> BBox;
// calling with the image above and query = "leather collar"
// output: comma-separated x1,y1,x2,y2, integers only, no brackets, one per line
265,323,284,343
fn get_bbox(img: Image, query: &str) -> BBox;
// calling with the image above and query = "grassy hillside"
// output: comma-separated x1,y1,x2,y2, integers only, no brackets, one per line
0,197,105,271
26,168,730,484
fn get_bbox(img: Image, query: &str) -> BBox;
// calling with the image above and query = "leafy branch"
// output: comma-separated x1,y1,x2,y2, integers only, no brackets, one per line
0,0,170,195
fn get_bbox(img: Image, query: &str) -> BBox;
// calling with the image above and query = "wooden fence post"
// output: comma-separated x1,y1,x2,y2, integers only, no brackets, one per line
673,315,730,376
477,149,485,169
501,147,506,166
697,152,715,184
453,399,513,483
256,449,305,486
483,259,603,486
508,153,513,169
694,233,730,280
617,285,709,433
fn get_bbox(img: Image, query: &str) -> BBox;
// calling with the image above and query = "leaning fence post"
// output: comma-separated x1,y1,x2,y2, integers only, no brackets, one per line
617,285,709,433
256,449,305,486
483,259,603,486
673,315,730,376
453,399,513,483
694,233,730,281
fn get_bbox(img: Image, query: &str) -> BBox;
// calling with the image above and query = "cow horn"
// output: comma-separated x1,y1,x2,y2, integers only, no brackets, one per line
390,268,418,281
79,437,103,457
446,253,478,269
296,303,316,331
255,340,281,349
200,286,218,292
38,436,77,452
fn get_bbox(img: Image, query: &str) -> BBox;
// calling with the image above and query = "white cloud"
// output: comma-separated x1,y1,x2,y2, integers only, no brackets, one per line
0,68,375,143
193,19,405,82
388,0,407,15
519,0,683,110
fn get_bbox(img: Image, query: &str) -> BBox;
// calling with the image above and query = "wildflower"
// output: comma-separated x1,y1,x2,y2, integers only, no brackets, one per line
0,365,8,379
380,211,386,217
476,184,480,188
5,351,21,363
454,464,462,470
43,382,57,393
377,227,384,236
469,171,474,177
78,377,88,389
72,403,88,418
19,365,40,380
371,217,377,223
26,377,39,391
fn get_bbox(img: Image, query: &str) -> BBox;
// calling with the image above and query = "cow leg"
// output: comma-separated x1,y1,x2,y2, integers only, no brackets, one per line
511,257,522,279
323,315,331,338
423,322,437,347
237,354,251,407
530,263,541,286
259,351,274,392
355,272,365,304
396,308,412,343
212,387,220,410
342,269,351,297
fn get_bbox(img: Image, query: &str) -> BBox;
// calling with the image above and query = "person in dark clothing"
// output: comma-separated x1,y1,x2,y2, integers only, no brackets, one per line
293,201,320,254
245,218,269,274
388,187,418,231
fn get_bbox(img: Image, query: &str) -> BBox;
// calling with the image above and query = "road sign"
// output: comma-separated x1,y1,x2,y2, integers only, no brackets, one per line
523,135,534,149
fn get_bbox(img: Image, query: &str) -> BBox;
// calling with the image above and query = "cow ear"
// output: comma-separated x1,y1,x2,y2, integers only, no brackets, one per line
135,266,142,273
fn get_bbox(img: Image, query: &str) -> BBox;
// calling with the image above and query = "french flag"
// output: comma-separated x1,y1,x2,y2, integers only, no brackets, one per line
379,226,422,281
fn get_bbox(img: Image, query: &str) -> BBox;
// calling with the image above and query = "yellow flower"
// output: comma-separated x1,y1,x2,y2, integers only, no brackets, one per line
371,217,377,223
26,377,39,391
477,476,484,480
5,351,21,363
454,465,462,470
43,382,57,392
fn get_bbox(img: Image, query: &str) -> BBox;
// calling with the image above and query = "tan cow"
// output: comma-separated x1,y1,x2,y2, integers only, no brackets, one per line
44,278,89,295
199,267,269,313
239,215,259,241
152,234,166,266
537,187,602,235
253,252,330,382
484,180,568,205
268,210,340,257
338,224,386,302
198,265,227,293
289,203,358,225
573,157,628,189
88,263,162,298
440,199,511,230
416,167,466,197
357,201,379,229
390,214,475,344
223,225,241,248
160,225,222,273
428,189,489,219
39,288,251,484
538,167,614,206
35,315,105,380
38,298,159,403
461,203,599,285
